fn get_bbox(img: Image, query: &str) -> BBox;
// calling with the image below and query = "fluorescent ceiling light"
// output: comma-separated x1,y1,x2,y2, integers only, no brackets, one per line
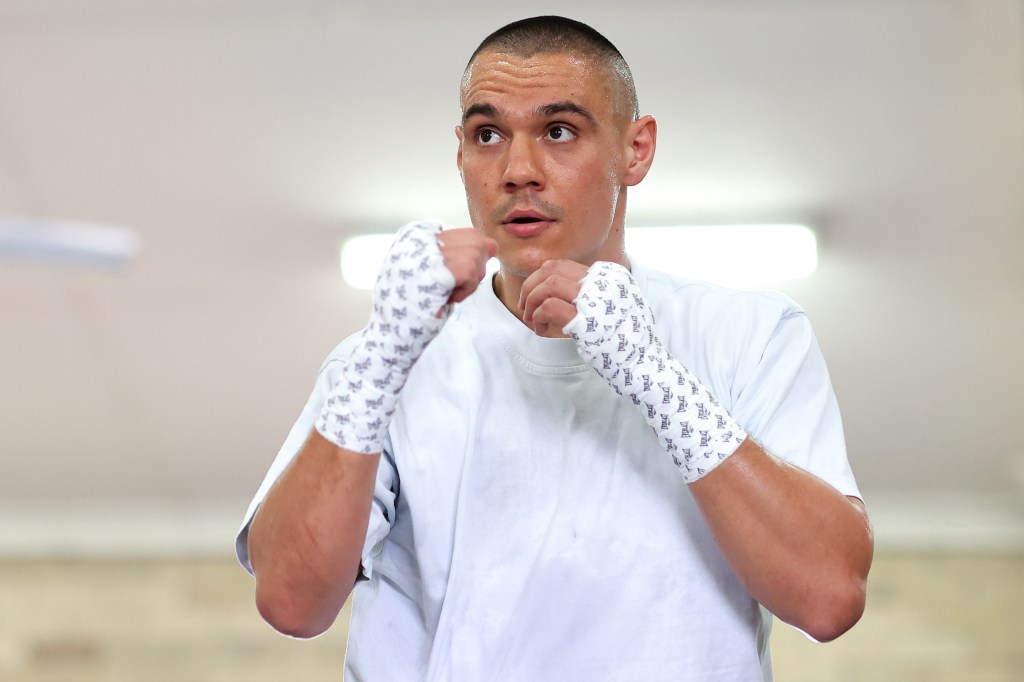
341,234,398,290
627,224,817,287
341,233,498,290
0,217,139,268
341,223,816,290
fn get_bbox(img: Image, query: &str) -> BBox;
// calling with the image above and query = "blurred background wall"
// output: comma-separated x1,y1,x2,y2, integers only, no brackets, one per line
0,2,1022,678
2,0,1021,556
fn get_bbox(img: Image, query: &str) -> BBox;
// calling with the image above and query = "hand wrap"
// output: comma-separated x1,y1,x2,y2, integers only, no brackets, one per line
563,261,748,483
315,221,455,454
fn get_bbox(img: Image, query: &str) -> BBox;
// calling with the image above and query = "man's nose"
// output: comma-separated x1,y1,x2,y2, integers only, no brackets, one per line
502,136,545,192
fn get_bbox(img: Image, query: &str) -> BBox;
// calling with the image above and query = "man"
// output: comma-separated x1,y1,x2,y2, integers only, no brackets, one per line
238,16,873,680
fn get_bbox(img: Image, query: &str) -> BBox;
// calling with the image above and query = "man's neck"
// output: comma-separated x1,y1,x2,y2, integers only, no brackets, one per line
492,270,528,323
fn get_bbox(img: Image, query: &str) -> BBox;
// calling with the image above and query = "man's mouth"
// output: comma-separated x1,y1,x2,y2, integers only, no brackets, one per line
503,210,553,225
502,211,554,237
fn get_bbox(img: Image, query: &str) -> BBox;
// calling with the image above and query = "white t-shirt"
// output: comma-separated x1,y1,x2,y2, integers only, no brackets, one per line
238,262,860,681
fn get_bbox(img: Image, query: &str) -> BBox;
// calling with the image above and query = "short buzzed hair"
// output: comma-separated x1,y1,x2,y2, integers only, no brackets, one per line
463,16,640,121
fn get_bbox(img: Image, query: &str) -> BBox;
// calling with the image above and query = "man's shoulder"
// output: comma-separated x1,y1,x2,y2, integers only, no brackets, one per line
321,331,365,368
637,263,803,326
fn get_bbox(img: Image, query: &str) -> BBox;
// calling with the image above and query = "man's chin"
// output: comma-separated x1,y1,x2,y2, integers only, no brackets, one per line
495,249,550,280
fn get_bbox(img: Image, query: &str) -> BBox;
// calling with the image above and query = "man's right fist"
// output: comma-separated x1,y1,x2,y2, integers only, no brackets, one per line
437,227,498,306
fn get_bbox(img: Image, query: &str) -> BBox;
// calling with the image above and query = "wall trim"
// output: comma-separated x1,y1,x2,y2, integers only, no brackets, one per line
0,493,1021,558
865,492,1024,552
0,498,244,559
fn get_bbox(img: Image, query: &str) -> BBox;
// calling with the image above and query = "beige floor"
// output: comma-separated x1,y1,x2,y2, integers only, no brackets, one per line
0,553,1020,681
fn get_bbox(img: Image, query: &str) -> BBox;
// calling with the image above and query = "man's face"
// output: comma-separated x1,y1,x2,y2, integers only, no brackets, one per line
457,50,635,279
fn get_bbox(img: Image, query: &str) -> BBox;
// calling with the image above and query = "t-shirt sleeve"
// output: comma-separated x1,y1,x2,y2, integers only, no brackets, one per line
728,308,862,501
235,338,399,578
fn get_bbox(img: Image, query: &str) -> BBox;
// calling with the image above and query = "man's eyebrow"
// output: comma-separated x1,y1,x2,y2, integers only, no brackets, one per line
461,101,596,125
537,101,596,123
462,103,499,125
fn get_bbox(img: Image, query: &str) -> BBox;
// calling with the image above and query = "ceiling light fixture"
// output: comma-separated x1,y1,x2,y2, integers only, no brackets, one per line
340,233,398,290
0,216,140,269
341,223,816,291
626,224,817,287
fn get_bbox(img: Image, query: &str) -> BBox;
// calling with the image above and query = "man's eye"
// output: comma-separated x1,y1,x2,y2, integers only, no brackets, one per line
545,125,576,142
476,129,503,146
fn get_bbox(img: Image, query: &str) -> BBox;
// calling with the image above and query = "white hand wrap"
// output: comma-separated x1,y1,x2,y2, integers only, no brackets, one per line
315,221,455,454
563,261,748,483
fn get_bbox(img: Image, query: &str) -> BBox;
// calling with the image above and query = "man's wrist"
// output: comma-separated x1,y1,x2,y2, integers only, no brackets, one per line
316,220,455,454
566,260,747,483
315,337,399,453
648,357,748,483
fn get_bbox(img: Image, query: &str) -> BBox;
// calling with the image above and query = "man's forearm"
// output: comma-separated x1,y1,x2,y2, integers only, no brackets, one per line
247,223,494,639
529,259,873,641
248,430,380,638
689,438,873,642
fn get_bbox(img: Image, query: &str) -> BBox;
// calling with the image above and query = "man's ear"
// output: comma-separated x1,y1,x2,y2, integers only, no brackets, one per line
455,125,465,178
622,115,657,187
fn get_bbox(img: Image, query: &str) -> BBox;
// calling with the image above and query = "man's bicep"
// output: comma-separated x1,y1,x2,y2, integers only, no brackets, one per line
730,311,860,499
